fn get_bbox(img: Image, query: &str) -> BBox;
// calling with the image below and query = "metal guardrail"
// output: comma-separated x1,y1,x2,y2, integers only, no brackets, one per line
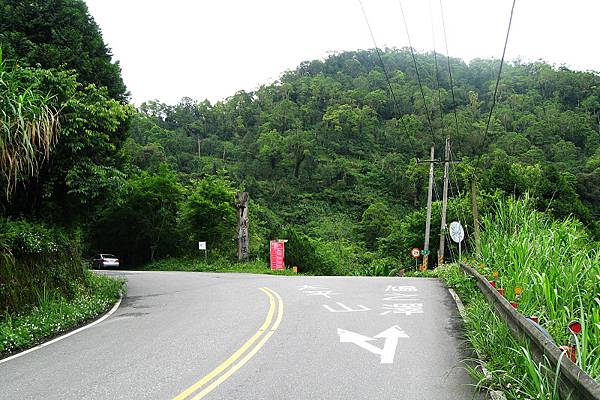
459,263,600,400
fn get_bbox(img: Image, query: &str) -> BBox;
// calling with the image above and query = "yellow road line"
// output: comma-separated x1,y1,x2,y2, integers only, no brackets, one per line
189,287,284,400
173,287,283,400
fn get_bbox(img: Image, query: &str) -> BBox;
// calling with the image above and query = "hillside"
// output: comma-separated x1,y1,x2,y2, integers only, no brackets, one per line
105,48,600,267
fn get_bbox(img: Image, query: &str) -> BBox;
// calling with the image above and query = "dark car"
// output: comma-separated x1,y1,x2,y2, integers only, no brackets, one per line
92,254,120,269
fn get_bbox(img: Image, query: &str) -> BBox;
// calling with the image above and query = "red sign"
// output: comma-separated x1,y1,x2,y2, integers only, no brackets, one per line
270,240,285,270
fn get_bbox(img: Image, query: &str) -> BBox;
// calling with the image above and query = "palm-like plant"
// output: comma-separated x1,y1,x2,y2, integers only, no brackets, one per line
0,49,60,198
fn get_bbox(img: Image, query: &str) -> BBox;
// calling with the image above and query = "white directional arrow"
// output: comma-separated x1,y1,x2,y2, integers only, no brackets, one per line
337,325,409,364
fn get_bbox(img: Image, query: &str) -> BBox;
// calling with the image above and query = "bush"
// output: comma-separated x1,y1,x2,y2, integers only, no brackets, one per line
281,228,336,275
0,218,85,315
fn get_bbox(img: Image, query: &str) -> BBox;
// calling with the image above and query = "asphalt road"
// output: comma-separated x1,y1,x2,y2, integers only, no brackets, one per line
0,271,484,400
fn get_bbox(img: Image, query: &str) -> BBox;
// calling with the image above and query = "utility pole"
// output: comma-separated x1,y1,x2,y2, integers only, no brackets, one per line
471,175,481,257
422,145,435,271
438,137,450,265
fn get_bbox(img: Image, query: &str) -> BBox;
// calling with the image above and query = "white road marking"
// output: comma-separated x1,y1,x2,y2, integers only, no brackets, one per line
303,290,339,298
385,285,418,292
323,303,371,313
337,325,409,364
379,303,424,316
298,285,329,291
0,295,123,365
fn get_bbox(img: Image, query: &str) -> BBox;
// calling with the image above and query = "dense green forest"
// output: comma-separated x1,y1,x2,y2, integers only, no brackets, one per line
1,0,599,279
104,49,600,270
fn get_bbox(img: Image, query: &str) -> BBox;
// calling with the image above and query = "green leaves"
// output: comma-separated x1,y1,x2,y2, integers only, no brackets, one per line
0,55,64,197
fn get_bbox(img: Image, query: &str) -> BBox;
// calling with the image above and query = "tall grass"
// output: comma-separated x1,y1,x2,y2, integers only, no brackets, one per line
0,48,60,197
438,264,571,399
477,195,600,380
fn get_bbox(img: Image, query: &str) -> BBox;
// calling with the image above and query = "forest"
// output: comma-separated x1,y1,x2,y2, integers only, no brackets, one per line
1,0,599,281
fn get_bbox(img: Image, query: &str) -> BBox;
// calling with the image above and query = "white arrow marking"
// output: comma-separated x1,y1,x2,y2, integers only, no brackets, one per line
337,325,409,364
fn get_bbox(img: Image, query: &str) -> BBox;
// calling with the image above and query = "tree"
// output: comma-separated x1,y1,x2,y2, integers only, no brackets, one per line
178,177,236,251
92,166,183,265
0,0,128,100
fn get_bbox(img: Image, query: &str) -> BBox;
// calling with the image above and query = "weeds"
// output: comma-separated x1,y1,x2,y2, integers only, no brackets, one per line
0,271,124,355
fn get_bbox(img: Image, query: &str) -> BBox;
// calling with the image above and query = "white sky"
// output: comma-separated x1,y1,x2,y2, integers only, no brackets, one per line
84,0,600,105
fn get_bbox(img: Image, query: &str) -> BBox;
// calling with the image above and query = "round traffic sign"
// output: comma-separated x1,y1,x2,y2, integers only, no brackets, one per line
449,221,465,243
411,248,420,258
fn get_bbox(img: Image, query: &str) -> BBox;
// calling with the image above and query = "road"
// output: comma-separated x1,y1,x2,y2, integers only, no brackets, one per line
0,271,483,400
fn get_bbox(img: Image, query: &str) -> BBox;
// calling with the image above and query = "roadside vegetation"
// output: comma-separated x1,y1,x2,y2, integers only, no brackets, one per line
0,271,123,356
0,218,125,356
436,196,600,398
143,258,298,275
1,0,599,373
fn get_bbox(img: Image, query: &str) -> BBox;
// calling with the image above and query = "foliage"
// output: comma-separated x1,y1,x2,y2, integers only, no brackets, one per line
437,264,566,399
475,195,600,379
143,257,297,275
91,166,184,265
0,0,128,101
281,227,337,275
0,218,84,314
178,176,237,252
0,52,61,197
0,271,124,355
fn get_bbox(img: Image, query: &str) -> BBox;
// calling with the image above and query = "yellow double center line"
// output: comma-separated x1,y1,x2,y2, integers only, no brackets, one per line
173,287,283,400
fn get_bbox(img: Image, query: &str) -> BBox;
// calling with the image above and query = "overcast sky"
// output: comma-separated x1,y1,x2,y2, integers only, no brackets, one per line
84,0,600,106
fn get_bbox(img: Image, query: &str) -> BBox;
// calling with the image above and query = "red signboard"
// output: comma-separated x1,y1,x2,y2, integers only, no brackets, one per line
270,240,285,270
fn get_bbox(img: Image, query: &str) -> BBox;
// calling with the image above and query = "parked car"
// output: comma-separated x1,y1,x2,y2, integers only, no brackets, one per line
92,254,120,269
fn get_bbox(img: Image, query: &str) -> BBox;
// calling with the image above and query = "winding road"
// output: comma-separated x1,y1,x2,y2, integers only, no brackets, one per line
0,271,483,399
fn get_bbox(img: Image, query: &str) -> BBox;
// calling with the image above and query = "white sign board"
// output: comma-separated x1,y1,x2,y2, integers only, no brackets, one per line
198,241,207,250
449,222,465,243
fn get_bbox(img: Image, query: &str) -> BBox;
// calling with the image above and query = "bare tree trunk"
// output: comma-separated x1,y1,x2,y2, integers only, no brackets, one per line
235,192,249,261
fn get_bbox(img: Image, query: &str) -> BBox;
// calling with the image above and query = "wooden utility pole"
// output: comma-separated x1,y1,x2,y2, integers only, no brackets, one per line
438,137,451,265
422,145,435,271
470,175,481,257
235,192,249,261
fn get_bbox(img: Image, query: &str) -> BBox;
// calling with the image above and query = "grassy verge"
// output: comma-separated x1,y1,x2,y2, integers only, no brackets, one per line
142,257,300,275
437,264,567,399
0,271,125,356
434,196,599,399
475,196,599,380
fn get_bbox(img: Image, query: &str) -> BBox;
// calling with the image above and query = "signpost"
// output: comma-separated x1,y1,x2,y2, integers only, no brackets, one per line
449,221,465,260
270,240,285,271
410,248,420,269
198,241,207,260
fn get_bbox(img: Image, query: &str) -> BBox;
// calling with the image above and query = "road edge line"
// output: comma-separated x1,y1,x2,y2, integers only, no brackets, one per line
448,288,506,400
0,295,123,365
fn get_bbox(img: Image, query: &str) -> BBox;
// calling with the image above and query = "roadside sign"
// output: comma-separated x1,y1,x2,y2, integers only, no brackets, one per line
198,241,207,250
449,222,465,243
270,240,285,270
411,248,420,258
420,249,430,255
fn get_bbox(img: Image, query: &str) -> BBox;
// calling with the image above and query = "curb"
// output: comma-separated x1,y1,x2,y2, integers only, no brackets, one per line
0,294,123,365
448,288,507,400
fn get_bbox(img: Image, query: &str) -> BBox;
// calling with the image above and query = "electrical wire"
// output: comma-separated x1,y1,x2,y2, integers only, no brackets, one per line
397,0,436,144
357,0,412,139
438,0,460,142
428,0,446,136
479,0,517,163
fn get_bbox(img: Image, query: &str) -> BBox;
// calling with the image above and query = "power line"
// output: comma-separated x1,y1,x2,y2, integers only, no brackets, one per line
438,0,460,143
481,0,517,153
428,0,446,136
357,0,411,139
397,0,436,145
